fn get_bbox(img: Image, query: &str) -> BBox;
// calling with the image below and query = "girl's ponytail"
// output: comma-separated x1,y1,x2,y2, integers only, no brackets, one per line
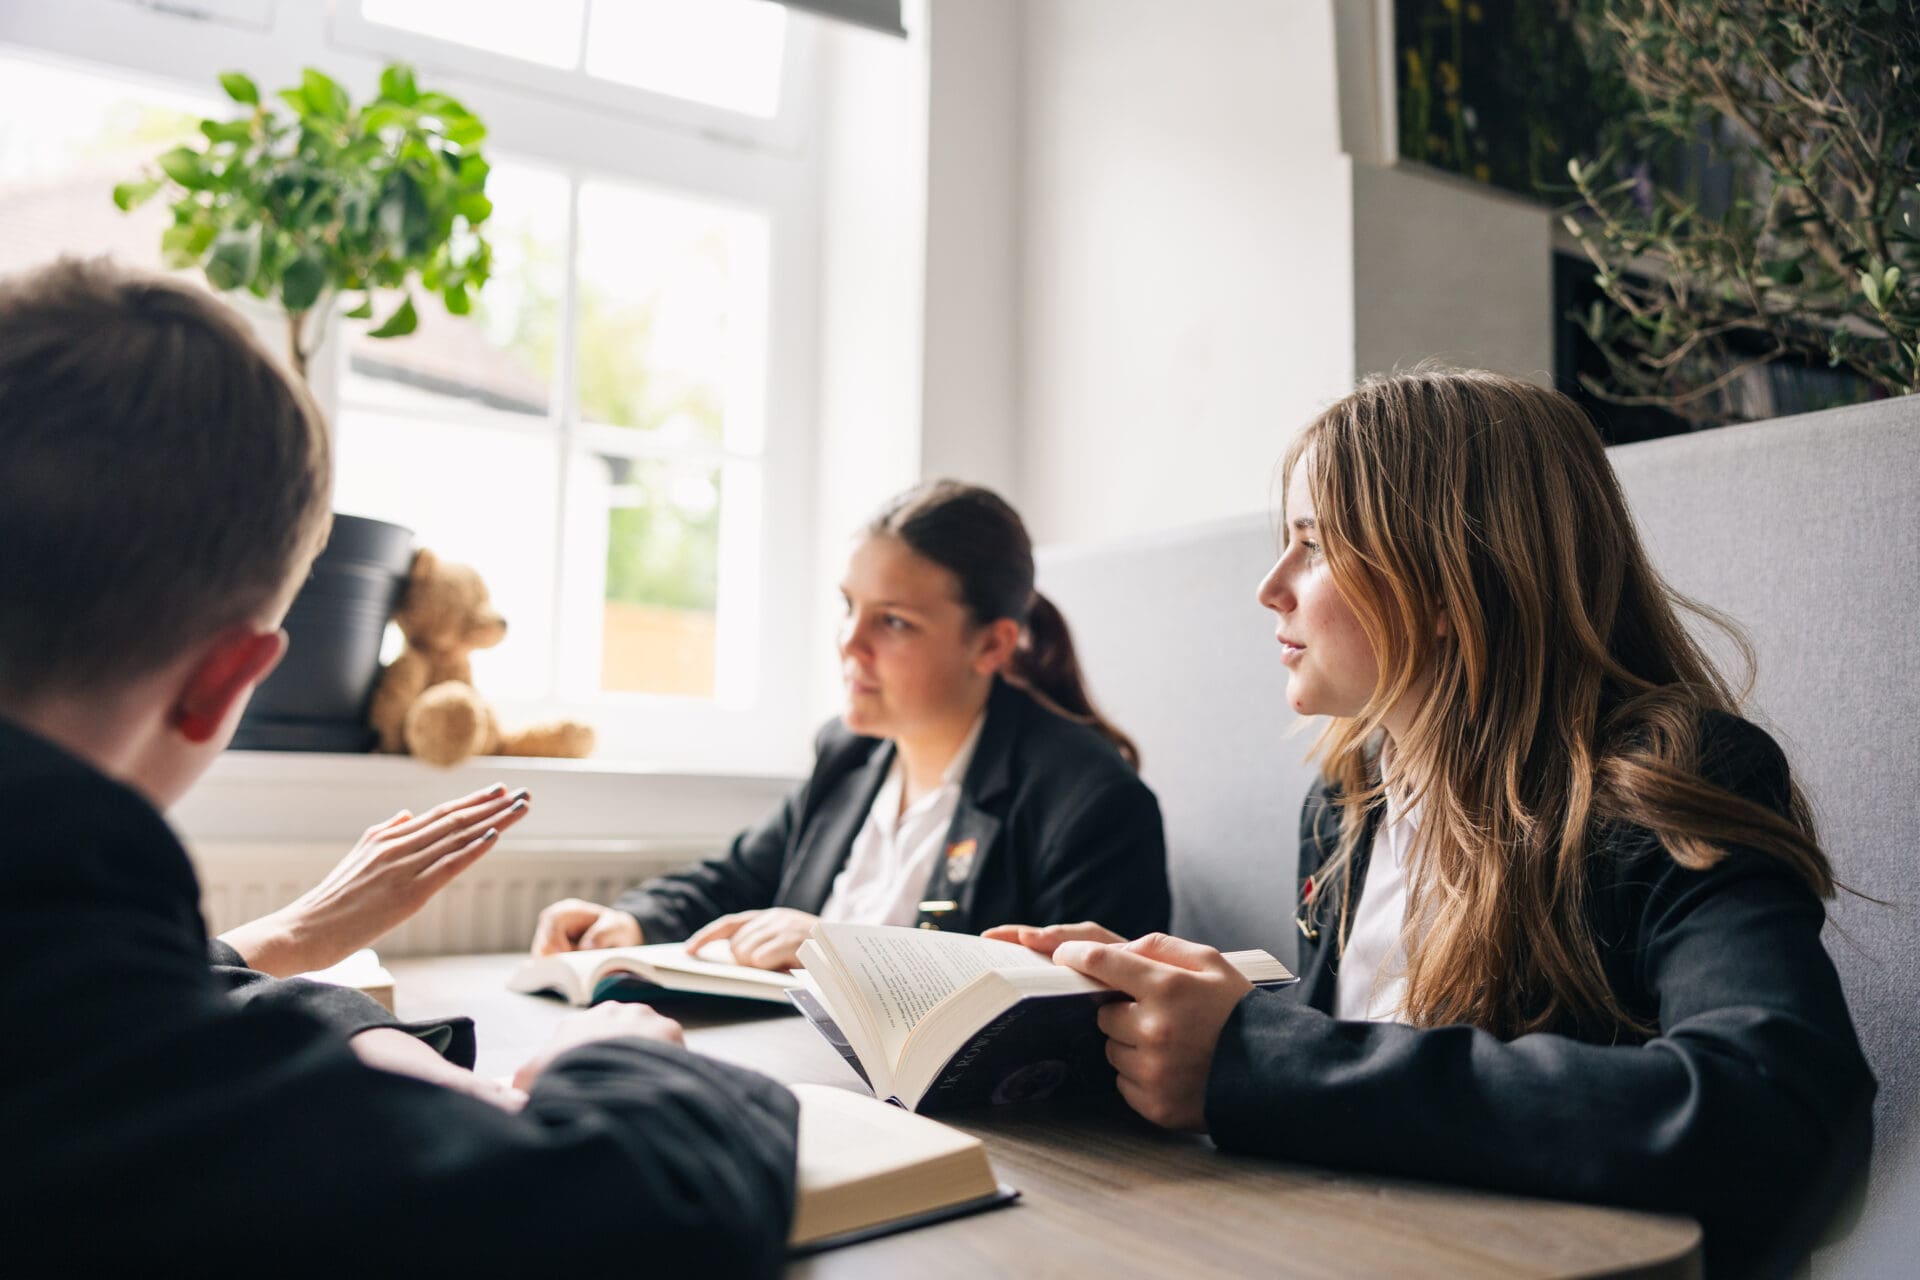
1002,590,1139,768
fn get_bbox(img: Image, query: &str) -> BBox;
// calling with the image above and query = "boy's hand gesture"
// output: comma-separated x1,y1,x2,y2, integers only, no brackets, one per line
1051,933,1254,1133
222,783,530,977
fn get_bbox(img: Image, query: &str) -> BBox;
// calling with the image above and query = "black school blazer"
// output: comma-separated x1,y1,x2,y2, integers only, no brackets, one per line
0,715,798,1274
1204,712,1874,1280
615,679,1170,940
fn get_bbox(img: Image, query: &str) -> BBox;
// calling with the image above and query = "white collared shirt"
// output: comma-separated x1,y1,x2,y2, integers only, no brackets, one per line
817,713,986,927
1333,762,1421,1024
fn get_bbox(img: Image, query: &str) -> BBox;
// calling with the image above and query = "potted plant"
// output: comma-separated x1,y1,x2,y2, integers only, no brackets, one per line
116,63,494,750
1561,0,1918,425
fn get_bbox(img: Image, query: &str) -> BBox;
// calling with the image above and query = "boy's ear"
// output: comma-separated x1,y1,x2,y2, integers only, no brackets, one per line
168,627,288,744
972,617,1022,676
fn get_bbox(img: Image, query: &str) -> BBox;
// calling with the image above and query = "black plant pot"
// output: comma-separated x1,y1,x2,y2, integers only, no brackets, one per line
231,514,415,752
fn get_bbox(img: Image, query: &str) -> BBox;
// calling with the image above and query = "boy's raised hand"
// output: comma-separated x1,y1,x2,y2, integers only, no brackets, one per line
1050,933,1254,1133
221,783,531,977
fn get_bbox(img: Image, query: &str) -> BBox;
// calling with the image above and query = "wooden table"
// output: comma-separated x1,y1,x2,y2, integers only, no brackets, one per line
390,954,1702,1280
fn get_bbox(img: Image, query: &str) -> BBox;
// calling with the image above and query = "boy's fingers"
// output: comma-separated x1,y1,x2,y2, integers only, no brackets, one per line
424,826,500,887
980,924,1027,943
389,784,511,837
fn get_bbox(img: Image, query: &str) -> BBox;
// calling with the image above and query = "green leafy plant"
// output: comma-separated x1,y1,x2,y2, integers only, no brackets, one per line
115,64,493,380
1562,0,1920,424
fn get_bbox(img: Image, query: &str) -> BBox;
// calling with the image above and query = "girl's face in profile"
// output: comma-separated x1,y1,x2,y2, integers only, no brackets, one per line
837,535,997,741
1257,457,1382,722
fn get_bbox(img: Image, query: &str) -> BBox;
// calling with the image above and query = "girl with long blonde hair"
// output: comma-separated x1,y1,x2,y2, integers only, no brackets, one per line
990,369,1873,1279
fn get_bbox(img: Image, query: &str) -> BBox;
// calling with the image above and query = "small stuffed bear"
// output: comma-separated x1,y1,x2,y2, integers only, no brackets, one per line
369,548,595,767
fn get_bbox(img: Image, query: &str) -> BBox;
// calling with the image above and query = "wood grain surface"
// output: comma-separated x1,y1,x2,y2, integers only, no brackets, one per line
390,953,1701,1279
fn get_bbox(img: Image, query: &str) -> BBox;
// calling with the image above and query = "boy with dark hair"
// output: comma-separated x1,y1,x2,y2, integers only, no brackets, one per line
0,258,797,1271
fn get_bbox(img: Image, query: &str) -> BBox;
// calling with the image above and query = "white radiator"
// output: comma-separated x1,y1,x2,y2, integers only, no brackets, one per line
189,841,712,957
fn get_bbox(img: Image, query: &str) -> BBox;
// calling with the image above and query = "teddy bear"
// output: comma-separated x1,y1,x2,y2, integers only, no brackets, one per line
368,548,595,767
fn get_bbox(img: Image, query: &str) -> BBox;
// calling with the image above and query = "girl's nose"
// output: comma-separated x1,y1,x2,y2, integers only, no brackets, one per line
1256,560,1292,613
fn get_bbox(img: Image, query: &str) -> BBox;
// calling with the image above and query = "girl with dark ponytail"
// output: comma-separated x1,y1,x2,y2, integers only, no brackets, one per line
532,479,1169,970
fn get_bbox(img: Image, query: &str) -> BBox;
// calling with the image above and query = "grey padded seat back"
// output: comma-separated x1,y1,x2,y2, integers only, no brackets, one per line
1036,394,1918,1275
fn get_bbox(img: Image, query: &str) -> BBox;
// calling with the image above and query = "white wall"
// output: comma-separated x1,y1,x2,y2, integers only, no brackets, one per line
1351,163,1554,385
1016,0,1357,546
920,0,1022,497
1001,0,1559,547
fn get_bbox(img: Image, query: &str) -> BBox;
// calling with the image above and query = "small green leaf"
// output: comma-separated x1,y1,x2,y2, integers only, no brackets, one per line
200,118,254,145
159,221,217,268
343,295,375,320
379,63,419,105
455,192,493,224
219,71,260,105
301,69,351,121
156,146,207,189
112,178,164,211
203,224,263,292
1860,270,1882,308
366,293,419,338
281,251,328,312
276,86,312,117
443,283,471,315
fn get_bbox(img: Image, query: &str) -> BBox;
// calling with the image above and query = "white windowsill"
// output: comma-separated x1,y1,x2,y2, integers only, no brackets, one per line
172,749,800,848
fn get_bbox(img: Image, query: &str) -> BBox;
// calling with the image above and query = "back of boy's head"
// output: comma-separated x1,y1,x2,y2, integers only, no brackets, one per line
0,257,332,707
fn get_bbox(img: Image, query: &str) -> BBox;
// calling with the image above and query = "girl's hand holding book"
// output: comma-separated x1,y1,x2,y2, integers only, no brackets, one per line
685,907,820,971
1051,933,1254,1133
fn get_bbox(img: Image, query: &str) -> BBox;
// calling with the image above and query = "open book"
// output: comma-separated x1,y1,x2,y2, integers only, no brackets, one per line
789,1084,1015,1253
508,941,801,1007
793,923,1294,1113
297,948,396,1012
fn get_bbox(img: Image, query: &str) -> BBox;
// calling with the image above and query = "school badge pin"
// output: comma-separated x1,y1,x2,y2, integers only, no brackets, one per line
944,838,978,884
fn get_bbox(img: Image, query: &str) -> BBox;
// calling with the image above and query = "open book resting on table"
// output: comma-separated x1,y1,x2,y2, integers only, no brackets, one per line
508,941,801,1007
789,1083,1016,1252
793,923,1294,1114
296,948,396,1012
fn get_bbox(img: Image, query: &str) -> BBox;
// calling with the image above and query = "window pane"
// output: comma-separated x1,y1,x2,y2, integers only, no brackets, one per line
332,407,561,701
585,0,789,119
0,51,213,279
593,456,723,697
341,161,566,419
575,178,770,452
359,0,587,70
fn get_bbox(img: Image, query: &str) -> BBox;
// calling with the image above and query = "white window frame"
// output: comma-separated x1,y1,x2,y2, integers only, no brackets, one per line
328,0,820,155
0,0,826,775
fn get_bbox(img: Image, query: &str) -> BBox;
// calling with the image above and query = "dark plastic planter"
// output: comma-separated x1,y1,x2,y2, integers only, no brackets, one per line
231,513,414,752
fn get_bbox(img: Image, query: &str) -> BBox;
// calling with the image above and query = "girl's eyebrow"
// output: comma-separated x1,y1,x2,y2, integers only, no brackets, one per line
1291,516,1317,531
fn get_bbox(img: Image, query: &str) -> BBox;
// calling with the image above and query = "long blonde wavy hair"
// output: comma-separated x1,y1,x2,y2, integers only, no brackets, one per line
1292,368,1832,1040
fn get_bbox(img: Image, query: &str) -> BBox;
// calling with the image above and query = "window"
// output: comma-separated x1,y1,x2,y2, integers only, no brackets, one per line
1,2,822,769
330,166,773,709
0,51,213,282
335,0,809,145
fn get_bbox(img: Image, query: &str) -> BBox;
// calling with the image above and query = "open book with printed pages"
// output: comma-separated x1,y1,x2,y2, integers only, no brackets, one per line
507,941,801,1007
792,923,1295,1114
788,1084,1016,1253
296,948,396,1012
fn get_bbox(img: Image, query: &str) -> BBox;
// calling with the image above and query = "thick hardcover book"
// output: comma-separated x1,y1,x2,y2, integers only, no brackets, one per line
793,923,1294,1114
788,1084,1017,1253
